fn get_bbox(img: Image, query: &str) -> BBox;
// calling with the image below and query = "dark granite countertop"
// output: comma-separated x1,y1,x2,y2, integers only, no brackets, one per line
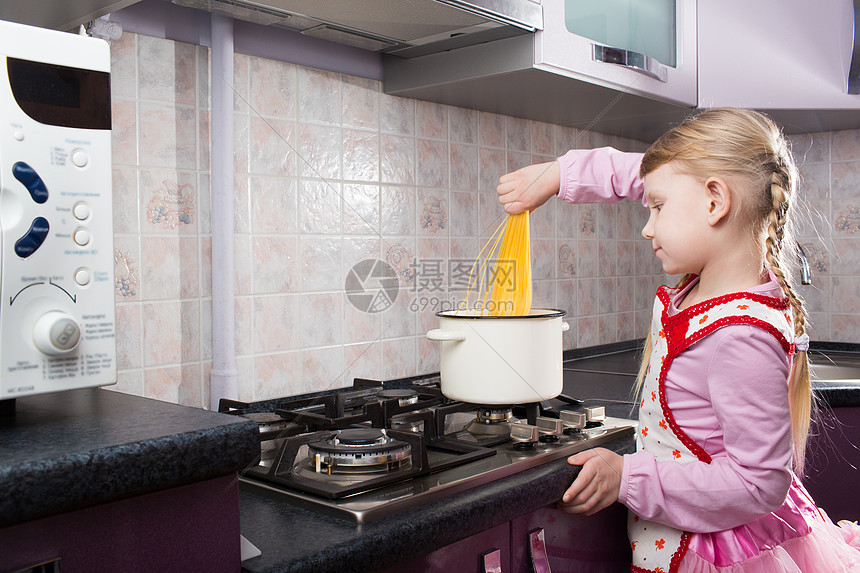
563,342,860,409
0,388,259,528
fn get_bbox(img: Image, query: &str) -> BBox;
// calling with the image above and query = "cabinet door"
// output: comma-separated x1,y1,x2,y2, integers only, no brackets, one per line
698,0,859,109
511,502,630,573
537,0,697,106
381,522,510,573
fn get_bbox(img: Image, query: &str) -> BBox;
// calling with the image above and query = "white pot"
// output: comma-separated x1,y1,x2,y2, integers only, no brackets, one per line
426,309,569,405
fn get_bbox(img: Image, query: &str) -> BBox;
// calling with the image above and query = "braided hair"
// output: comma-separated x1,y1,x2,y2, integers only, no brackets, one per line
634,108,813,472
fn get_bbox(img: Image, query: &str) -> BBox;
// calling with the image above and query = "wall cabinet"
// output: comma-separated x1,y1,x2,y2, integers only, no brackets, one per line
382,502,630,573
538,0,697,107
698,0,859,110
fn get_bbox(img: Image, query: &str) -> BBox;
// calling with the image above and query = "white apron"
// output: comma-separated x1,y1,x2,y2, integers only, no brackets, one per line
629,281,795,573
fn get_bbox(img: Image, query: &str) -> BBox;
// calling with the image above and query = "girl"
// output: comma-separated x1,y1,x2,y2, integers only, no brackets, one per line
496,108,860,572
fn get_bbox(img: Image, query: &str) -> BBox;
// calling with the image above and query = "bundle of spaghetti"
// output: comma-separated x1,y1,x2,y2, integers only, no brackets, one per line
461,211,532,316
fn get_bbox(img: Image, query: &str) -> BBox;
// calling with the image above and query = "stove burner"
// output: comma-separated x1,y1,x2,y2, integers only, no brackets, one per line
376,389,420,406
475,407,513,423
464,406,513,437
307,429,412,474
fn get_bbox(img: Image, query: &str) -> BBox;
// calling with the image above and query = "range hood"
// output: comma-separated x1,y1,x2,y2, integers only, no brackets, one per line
168,0,542,56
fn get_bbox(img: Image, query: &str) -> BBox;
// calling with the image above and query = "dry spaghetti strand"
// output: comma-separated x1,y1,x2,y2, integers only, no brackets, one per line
462,212,532,316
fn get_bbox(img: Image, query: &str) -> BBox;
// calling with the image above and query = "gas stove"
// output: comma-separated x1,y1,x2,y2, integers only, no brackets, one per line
220,375,635,523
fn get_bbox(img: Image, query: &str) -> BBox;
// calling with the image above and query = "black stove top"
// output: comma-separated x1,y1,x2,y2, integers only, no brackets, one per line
221,375,636,522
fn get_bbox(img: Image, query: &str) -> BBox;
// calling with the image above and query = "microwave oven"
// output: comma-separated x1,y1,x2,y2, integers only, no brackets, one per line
0,19,115,402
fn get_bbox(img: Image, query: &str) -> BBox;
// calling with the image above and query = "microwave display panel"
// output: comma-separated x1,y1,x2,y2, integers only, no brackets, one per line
7,57,110,130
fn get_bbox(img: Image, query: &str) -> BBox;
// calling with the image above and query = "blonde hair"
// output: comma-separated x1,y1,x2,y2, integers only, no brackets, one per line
635,108,813,472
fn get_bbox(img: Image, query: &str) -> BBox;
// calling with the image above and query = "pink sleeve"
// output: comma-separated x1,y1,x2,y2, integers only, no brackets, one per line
556,147,646,206
617,326,793,533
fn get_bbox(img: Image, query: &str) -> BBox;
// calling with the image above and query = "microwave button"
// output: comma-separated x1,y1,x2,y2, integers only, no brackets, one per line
74,268,91,286
14,217,50,258
73,202,90,220
72,149,88,168
12,162,48,204
73,228,91,246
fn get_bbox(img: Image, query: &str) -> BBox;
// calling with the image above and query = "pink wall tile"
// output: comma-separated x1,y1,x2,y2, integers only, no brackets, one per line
382,337,416,380
344,342,382,383
300,237,342,291
342,183,380,235
449,107,478,144
381,186,416,236
141,236,200,300
301,293,343,347
301,346,346,391
298,122,341,179
138,35,196,105
139,102,197,169
110,33,136,99
113,168,139,234
115,303,142,370
251,176,297,234
449,191,477,237
478,147,505,193
111,99,138,165
254,351,302,400
342,75,379,129
298,67,340,124
343,129,380,182
250,117,297,176
254,295,301,353
381,134,416,184
300,179,341,234
249,57,297,119
832,129,860,161
479,112,505,148
449,143,478,191
506,117,530,152
143,301,200,367
417,189,448,235
139,170,198,234
416,100,447,140
380,93,415,135
145,364,203,407
114,235,140,301
417,139,448,188
252,236,298,293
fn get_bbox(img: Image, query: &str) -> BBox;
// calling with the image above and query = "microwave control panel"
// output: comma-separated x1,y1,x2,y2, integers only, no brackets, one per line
0,20,115,399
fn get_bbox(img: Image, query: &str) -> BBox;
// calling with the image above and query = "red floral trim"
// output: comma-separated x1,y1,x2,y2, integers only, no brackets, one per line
670,533,691,573
658,351,712,464
654,290,793,464
629,533,690,573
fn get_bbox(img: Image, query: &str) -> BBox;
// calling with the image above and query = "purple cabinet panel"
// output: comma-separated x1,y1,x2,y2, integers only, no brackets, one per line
511,502,630,573
0,473,242,573
381,523,510,573
804,406,860,522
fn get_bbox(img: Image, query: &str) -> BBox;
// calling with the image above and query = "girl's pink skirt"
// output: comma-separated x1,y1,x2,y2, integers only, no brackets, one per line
680,478,860,572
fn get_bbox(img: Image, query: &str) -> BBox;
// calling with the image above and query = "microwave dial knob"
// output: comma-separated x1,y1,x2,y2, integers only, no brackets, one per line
32,311,82,355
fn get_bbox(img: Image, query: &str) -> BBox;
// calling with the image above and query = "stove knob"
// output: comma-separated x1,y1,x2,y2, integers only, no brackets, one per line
584,406,605,423
32,311,82,355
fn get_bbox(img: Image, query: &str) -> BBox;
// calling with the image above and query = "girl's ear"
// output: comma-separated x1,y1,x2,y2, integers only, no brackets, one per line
704,177,732,226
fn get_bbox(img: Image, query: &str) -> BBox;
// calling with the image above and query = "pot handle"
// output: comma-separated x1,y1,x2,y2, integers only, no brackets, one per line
427,329,467,342
561,321,570,332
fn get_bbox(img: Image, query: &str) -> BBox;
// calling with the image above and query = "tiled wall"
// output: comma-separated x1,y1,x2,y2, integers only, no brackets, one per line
108,31,856,409
789,131,860,343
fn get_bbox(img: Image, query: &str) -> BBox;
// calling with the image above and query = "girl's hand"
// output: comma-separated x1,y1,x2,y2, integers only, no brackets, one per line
559,448,623,515
496,161,560,214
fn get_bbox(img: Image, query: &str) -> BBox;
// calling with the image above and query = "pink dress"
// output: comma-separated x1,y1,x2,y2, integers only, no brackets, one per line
556,148,860,572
